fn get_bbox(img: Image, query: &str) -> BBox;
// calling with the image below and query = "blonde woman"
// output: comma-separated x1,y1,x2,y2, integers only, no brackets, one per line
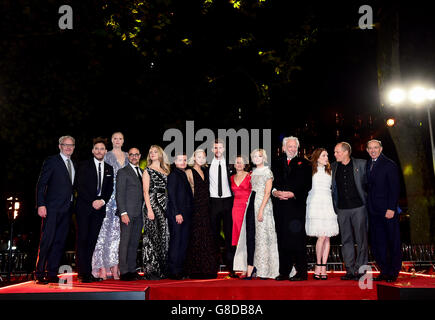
92,132,128,280
142,145,171,279
184,149,218,279
234,149,279,279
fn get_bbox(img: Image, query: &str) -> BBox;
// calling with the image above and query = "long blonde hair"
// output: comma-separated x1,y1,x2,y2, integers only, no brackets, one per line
188,149,208,167
147,145,171,174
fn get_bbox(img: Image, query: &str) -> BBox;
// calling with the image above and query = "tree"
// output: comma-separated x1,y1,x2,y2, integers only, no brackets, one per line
376,3,435,243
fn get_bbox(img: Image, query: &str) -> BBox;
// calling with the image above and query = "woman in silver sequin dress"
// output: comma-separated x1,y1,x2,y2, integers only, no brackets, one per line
91,132,128,280
142,145,171,279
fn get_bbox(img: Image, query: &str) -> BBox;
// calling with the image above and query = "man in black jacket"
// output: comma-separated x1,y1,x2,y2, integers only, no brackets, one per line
366,139,401,283
167,153,194,279
35,135,76,284
332,142,368,281
116,147,144,281
75,137,114,283
272,136,312,281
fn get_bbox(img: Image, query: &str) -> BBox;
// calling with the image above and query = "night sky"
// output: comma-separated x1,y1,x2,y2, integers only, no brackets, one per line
1,1,435,241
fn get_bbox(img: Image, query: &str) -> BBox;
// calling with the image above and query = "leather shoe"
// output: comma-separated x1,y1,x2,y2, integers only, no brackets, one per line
275,274,290,281
289,273,308,281
372,274,388,281
228,271,239,279
35,276,49,285
341,273,356,280
90,275,103,282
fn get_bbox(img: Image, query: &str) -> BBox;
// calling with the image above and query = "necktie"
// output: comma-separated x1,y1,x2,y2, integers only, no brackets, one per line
66,159,72,181
97,162,102,195
287,159,291,165
370,160,375,171
218,161,223,197
135,166,142,184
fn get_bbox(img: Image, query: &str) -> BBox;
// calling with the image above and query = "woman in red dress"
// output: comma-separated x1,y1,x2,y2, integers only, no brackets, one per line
231,156,252,256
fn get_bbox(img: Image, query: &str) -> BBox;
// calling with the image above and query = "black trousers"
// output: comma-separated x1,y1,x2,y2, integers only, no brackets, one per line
245,192,256,266
209,197,234,271
274,206,307,276
369,213,402,277
76,207,105,277
167,215,191,275
35,203,73,278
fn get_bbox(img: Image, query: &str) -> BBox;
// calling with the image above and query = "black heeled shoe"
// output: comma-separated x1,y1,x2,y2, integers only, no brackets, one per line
318,263,328,280
242,267,257,280
313,264,321,280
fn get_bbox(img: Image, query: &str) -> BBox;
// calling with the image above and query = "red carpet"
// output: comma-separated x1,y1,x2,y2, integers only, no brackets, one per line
0,272,433,300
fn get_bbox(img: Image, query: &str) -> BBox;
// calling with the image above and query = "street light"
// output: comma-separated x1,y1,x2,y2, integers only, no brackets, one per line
387,85,435,175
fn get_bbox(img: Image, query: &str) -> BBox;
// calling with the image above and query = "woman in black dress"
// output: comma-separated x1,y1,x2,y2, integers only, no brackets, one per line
185,149,218,279
142,145,171,279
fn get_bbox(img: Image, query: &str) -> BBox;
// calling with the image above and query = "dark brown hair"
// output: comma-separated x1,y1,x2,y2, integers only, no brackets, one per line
93,137,108,149
310,148,331,176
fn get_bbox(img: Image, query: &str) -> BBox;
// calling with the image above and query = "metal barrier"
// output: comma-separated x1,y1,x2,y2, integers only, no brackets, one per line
1,244,434,278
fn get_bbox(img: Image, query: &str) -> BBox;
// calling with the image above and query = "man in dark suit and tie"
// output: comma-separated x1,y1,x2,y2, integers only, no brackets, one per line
209,139,237,278
116,147,145,281
167,152,194,279
74,137,114,283
366,139,401,283
35,135,76,284
332,142,368,281
272,136,312,281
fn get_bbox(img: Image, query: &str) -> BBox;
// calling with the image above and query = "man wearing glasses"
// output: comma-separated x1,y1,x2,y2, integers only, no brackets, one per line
116,148,145,281
35,135,76,284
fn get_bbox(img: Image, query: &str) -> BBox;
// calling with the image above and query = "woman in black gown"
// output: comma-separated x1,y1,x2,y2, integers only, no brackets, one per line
185,149,218,279
142,145,171,279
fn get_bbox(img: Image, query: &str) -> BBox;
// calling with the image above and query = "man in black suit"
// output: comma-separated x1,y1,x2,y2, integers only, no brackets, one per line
366,139,401,283
272,136,312,281
74,137,114,283
116,147,145,281
167,153,194,279
332,142,369,281
209,139,237,278
35,135,76,284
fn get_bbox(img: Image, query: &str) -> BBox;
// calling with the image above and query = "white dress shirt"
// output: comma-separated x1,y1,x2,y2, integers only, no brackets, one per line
209,157,232,198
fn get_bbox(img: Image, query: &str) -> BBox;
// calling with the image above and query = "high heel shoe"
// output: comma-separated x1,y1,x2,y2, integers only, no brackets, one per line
313,264,321,280
318,263,328,280
242,267,257,280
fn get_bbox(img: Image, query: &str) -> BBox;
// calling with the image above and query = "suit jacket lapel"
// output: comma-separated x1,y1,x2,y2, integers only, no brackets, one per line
56,154,73,184
126,164,142,187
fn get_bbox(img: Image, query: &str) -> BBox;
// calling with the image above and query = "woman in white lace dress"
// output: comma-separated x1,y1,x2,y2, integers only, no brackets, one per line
305,148,339,280
234,149,279,279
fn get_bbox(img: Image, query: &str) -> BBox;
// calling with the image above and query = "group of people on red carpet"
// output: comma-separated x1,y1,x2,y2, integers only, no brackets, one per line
34,133,401,284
